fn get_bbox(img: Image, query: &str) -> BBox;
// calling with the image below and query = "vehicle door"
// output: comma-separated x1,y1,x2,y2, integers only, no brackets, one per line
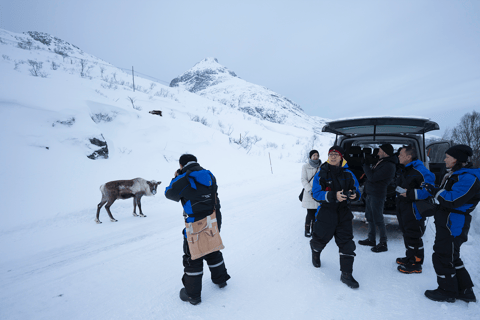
426,141,452,186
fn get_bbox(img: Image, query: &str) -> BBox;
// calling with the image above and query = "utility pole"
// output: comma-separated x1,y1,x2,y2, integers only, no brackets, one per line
132,66,135,92
269,152,273,174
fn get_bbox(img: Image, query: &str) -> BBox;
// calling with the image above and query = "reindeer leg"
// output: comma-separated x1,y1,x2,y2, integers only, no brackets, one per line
105,199,118,222
132,197,138,217
96,200,107,224
137,195,146,217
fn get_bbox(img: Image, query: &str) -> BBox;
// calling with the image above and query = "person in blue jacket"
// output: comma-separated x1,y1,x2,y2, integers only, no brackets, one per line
165,154,230,305
422,145,480,303
310,146,361,289
395,145,435,274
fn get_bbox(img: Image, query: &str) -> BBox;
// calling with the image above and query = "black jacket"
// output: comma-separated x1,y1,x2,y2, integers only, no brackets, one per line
164,162,222,228
312,162,361,211
363,155,398,198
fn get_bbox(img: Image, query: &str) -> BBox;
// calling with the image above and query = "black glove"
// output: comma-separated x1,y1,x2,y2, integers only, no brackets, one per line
422,182,439,196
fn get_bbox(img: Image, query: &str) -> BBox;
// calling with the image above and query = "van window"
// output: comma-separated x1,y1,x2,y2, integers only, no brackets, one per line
427,142,450,163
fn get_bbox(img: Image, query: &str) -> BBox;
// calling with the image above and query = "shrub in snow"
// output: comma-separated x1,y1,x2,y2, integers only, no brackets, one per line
27,31,52,46
28,60,47,77
265,142,278,149
127,96,141,111
17,38,34,50
2,54,10,61
190,115,209,126
90,112,116,123
50,61,59,70
52,117,75,127
154,88,176,100
54,48,68,61
229,133,262,152
14,60,25,70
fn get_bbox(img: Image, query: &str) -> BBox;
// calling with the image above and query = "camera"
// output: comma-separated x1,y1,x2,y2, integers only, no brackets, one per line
346,190,354,198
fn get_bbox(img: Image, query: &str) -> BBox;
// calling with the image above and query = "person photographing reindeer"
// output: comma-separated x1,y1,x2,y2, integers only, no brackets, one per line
165,154,230,305
310,146,361,289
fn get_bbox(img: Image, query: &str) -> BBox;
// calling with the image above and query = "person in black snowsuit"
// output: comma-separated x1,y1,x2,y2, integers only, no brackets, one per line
358,143,397,253
395,145,435,274
310,146,361,289
422,145,480,303
164,154,230,305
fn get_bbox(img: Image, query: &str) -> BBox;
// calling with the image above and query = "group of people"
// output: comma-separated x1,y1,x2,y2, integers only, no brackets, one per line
161,143,478,306
300,144,479,303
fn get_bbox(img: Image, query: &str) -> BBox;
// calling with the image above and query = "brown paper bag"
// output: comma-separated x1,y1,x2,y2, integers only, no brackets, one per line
185,211,224,260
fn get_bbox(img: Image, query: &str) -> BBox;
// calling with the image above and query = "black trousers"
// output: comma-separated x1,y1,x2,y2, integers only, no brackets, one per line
182,237,230,299
305,209,316,225
432,211,473,295
396,201,426,264
310,206,356,273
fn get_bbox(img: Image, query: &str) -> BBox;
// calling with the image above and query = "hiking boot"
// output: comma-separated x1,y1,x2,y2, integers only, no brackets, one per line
358,239,376,246
312,248,321,268
371,242,388,253
305,224,312,237
340,272,359,289
458,287,476,303
397,263,422,274
179,288,201,305
396,257,409,265
217,281,227,289
424,288,456,303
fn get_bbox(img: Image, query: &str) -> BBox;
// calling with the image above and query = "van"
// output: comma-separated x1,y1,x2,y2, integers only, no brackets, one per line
322,116,451,214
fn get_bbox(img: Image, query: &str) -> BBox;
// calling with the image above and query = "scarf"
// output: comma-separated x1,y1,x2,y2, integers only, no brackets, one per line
309,159,321,168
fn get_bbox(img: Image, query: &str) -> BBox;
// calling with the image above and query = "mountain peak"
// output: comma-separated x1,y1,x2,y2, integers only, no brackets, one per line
170,57,237,92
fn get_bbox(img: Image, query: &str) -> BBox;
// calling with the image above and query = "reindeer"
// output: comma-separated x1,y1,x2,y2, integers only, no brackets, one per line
96,178,161,224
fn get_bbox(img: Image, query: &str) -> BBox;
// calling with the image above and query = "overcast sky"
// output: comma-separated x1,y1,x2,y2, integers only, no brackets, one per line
2,0,479,135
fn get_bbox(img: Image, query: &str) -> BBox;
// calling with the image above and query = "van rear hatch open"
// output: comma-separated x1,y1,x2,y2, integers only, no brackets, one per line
322,117,439,136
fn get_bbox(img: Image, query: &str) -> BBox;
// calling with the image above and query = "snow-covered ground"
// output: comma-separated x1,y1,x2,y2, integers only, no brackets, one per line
1,28,479,319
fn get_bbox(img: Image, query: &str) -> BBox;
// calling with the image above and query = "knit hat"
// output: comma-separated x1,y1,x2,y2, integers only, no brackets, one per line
446,145,473,163
379,144,394,156
328,146,345,158
179,154,197,166
309,150,319,159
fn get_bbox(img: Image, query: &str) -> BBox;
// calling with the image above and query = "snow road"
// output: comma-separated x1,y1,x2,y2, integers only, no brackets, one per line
1,167,479,320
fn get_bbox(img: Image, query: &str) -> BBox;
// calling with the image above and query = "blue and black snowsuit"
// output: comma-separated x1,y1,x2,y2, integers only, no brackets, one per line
431,164,480,296
310,161,361,273
396,159,435,265
165,162,230,299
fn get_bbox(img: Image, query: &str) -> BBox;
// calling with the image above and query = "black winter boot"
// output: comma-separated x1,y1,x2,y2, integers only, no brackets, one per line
217,282,227,288
458,287,476,303
396,257,409,265
397,263,422,274
424,287,456,303
179,288,201,305
305,224,312,237
358,239,376,246
312,248,321,268
341,272,359,289
371,242,388,253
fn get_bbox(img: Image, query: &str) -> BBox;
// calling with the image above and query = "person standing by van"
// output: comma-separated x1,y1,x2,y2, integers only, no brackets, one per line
301,150,321,237
310,146,361,289
358,144,397,253
395,145,435,274
423,145,479,303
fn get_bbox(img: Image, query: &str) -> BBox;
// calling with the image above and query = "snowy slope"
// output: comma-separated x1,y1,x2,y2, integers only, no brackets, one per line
0,28,479,320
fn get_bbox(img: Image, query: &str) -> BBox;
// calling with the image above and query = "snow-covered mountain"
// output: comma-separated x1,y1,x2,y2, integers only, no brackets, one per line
170,57,323,128
0,29,331,164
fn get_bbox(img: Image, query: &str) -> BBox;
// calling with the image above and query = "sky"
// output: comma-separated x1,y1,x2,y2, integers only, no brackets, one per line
1,0,480,136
